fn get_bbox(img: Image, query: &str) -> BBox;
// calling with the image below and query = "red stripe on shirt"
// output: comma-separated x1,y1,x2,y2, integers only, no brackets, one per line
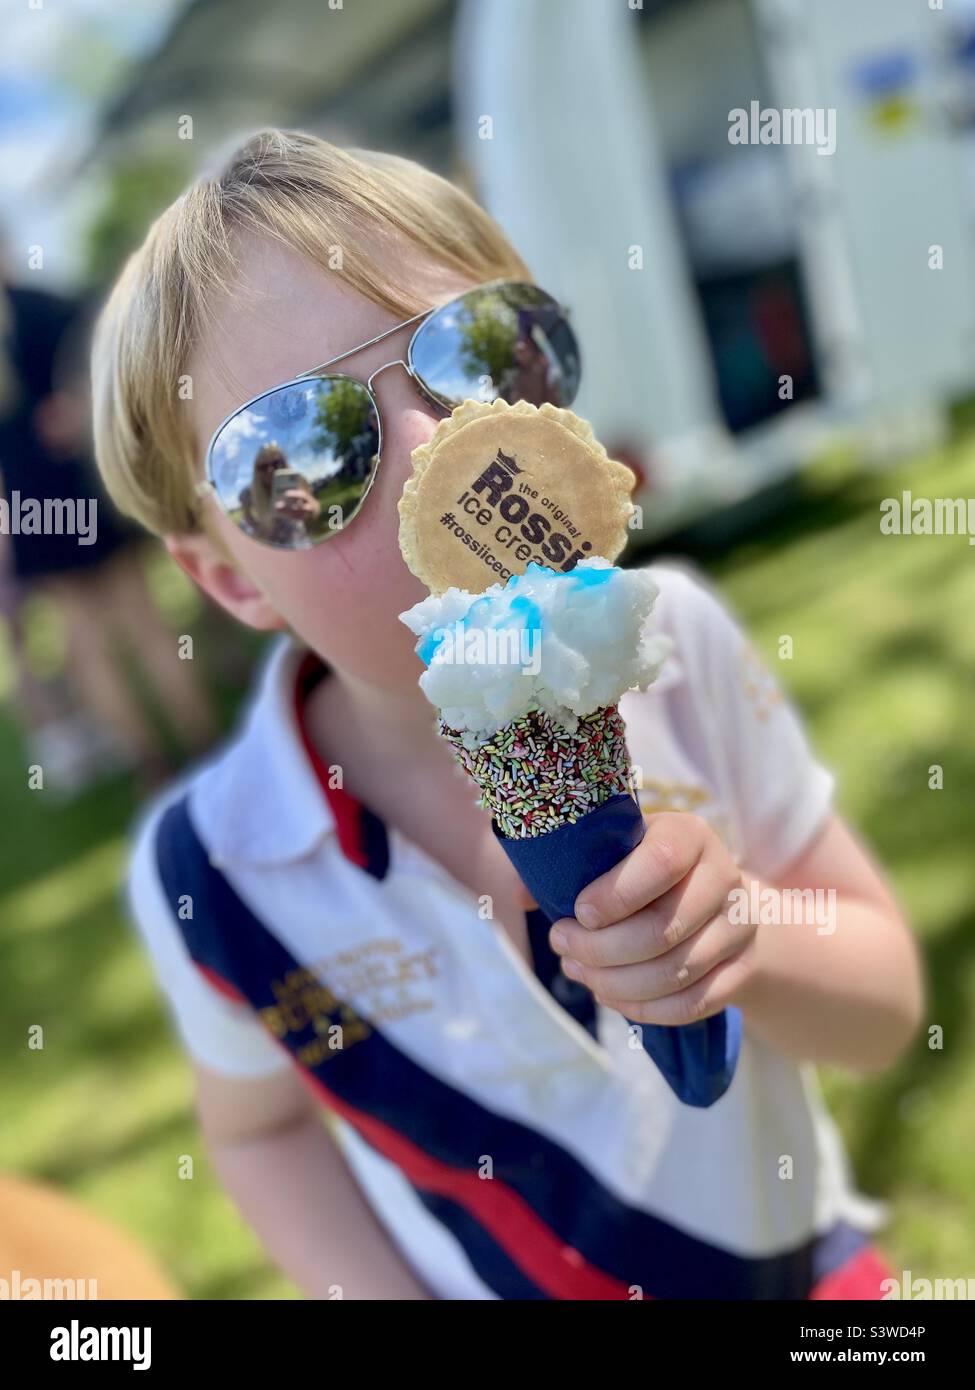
293,649,369,870
295,1066,636,1300
194,953,628,1297
198,963,248,1005
809,1245,896,1300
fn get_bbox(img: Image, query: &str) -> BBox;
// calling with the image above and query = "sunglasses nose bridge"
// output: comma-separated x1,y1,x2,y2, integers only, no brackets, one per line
365,358,411,394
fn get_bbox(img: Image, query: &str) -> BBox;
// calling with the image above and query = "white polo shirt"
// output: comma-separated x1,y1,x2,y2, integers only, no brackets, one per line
127,562,891,1300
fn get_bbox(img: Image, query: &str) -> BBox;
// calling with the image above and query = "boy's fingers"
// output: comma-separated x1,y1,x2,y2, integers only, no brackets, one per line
567,912,751,1004
549,908,686,969
551,868,719,967
574,816,699,929
604,951,751,1028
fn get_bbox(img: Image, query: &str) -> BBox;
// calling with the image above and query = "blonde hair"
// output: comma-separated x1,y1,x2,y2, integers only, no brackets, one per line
91,128,531,537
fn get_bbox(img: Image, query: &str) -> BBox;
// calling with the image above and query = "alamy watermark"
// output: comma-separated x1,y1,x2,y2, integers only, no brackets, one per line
882,1269,975,1299
1,1268,97,1299
50,1319,150,1370
880,492,975,544
0,491,97,545
727,882,837,935
428,621,542,677
728,101,836,157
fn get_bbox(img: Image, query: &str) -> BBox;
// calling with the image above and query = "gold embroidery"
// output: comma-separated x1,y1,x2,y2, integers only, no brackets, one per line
261,937,444,1057
637,780,712,817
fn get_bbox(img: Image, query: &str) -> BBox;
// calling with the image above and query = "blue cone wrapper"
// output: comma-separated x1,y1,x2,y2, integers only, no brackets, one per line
493,792,742,1108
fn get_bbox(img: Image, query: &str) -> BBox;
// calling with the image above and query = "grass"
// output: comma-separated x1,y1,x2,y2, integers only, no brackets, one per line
0,433,973,1297
0,554,292,1300
696,438,975,1282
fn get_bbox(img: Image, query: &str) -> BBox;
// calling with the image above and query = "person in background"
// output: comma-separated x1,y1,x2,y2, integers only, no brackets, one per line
239,442,320,546
0,269,219,789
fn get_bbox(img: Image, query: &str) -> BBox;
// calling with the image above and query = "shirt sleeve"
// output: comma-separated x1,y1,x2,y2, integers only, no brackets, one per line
664,564,836,882
127,798,293,1078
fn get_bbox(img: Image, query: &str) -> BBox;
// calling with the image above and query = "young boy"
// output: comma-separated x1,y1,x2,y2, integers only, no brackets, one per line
91,128,924,1301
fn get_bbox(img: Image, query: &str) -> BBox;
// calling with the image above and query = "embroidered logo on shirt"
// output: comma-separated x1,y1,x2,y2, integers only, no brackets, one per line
259,938,442,1065
260,968,372,1068
321,938,441,1023
636,779,713,817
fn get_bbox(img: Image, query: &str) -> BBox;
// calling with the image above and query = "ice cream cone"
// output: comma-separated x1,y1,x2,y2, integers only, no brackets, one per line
397,401,741,1109
438,704,637,840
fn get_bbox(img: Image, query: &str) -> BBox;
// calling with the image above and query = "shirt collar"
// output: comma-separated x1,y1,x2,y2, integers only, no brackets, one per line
193,635,339,869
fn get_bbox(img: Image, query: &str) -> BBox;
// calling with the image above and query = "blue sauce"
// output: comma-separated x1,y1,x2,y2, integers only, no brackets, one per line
416,629,445,666
415,563,613,666
507,594,542,628
520,560,613,591
567,564,613,589
507,594,542,660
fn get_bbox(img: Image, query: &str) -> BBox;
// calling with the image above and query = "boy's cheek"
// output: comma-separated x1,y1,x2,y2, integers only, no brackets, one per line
253,525,427,682
226,415,437,675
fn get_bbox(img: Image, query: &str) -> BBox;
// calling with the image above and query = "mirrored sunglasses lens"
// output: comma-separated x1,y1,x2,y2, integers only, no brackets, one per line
411,283,580,411
209,378,379,547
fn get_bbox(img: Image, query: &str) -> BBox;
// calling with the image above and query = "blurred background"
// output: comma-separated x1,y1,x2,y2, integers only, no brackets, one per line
1,0,972,1298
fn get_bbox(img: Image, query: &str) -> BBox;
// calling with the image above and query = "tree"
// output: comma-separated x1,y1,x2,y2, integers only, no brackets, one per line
458,291,518,392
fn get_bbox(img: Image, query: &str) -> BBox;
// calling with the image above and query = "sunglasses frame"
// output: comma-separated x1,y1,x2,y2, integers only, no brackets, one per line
198,279,576,547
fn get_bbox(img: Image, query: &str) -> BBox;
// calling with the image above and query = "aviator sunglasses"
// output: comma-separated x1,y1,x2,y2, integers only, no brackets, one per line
197,280,581,549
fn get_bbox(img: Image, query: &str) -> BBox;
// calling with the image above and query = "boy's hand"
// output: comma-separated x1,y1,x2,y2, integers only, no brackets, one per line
549,812,756,1026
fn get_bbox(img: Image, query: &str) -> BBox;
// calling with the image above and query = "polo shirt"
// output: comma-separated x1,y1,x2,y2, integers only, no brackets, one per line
127,562,893,1299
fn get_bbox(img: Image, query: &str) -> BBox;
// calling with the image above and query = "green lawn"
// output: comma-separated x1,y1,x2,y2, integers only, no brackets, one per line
0,557,293,1300
705,438,975,1282
0,432,972,1297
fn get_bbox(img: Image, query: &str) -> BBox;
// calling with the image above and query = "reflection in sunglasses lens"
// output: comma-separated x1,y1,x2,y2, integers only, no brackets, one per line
410,283,580,412
209,378,379,547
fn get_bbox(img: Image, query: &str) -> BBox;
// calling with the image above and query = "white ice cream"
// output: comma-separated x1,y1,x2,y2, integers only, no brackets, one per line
399,558,671,742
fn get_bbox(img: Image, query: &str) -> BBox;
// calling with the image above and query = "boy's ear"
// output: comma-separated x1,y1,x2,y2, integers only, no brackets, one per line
163,531,286,632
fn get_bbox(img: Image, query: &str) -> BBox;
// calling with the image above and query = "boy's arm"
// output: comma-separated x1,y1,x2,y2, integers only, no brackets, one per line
550,806,925,1076
547,566,925,1076
731,812,925,1072
193,1062,431,1300
124,805,430,1298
